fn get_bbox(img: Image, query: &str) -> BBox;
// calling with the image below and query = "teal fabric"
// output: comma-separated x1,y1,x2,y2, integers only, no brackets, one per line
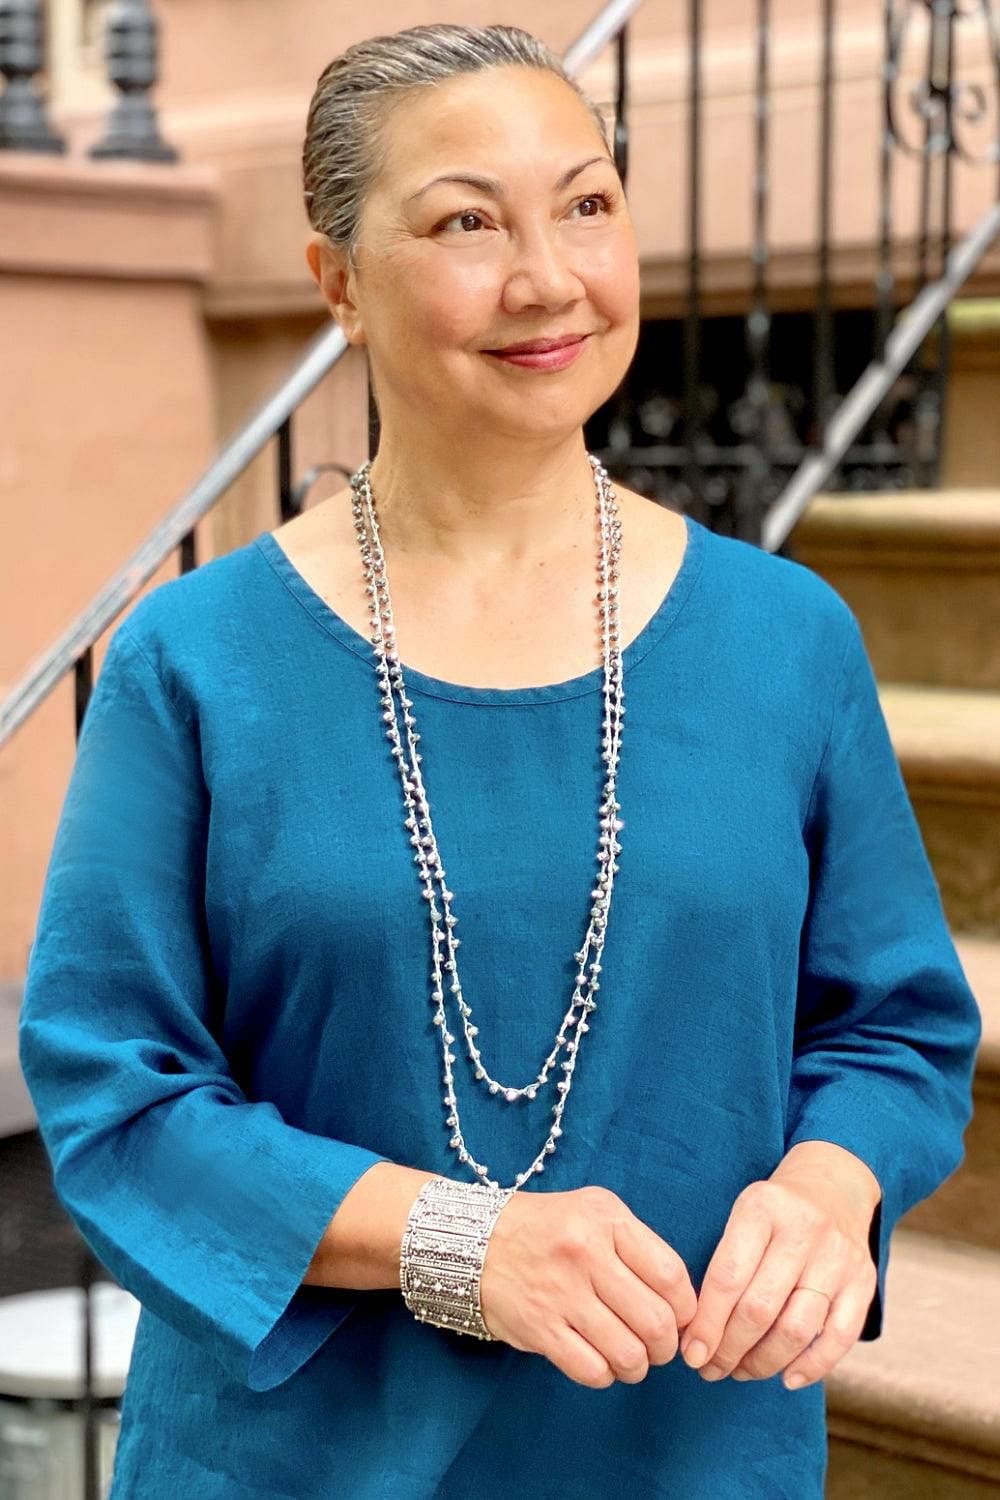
18,510,981,1497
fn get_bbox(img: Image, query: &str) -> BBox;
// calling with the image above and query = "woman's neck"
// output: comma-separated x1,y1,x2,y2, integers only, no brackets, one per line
365,440,601,571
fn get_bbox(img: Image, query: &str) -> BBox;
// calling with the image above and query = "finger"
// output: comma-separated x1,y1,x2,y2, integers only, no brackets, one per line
680,1196,771,1370
589,1249,680,1366
613,1213,698,1331
564,1293,652,1385
729,1286,831,1381
780,1269,876,1391
545,1320,617,1390
732,1233,851,1380
702,1233,822,1377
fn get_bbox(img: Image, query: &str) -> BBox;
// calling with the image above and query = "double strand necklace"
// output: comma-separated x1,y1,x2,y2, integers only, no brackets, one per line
348,453,625,1194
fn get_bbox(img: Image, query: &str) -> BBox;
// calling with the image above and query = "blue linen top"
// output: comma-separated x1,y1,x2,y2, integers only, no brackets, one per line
18,508,981,1499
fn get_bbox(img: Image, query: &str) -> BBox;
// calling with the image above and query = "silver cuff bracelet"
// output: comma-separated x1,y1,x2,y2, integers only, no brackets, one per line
400,1175,516,1340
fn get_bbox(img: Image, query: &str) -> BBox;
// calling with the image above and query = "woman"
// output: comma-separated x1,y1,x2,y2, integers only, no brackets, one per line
19,22,981,1499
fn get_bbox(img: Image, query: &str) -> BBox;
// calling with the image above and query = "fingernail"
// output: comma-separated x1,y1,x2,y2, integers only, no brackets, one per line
700,1364,725,1381
684,1340,709,1368
731,1370,751,1381
785,1374,807,1390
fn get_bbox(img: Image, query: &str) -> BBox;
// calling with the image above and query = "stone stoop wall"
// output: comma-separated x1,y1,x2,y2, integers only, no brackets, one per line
0,154,219,978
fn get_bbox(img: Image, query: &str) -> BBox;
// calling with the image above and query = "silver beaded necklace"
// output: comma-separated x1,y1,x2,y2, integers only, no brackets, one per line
348,452,626,1196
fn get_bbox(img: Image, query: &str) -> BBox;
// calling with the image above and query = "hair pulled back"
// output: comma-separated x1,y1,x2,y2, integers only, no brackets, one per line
302,23,611,271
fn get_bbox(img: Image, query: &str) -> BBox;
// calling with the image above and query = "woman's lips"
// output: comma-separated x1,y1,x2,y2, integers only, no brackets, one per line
484,336,588,371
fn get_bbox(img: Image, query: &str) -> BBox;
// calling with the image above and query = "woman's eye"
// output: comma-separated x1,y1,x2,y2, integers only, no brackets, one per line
572,191,615,219
436,209,488,234
434,190,614,235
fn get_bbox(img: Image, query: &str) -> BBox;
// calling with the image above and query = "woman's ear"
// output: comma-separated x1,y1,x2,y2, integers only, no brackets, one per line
305,232,366,345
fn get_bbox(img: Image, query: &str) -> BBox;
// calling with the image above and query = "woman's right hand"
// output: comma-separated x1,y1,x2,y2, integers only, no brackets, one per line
479,1184,698,1387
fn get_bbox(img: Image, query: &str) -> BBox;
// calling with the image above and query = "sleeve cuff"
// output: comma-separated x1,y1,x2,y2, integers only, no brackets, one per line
209,1148,393,1390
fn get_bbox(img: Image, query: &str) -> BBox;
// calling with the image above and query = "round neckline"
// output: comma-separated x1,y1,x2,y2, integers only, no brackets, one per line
252,508,704,706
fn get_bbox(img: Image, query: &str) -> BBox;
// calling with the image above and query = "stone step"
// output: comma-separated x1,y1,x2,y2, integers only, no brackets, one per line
901,936,1000,1252
826,1227,1000,1497
880,683,1000,936
788,491,1000,691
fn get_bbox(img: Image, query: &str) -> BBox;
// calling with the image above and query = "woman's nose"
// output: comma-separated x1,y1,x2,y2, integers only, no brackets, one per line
504,228,584,306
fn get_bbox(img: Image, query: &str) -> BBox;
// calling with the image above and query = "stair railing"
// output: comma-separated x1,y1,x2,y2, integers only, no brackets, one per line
763,199,1000,554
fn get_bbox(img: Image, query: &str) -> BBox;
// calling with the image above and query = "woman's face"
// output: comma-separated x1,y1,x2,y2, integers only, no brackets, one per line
311,65,640,445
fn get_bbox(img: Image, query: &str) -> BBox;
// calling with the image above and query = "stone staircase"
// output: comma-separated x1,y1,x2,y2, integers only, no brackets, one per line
789,491,1000,1496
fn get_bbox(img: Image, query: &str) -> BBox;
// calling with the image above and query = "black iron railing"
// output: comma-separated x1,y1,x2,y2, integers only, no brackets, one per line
0,0,175,158
590,0,1000,539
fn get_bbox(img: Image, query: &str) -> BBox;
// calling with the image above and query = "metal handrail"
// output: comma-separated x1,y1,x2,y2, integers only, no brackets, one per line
563,0,642,73
762,201,1000,554
0,0,646,750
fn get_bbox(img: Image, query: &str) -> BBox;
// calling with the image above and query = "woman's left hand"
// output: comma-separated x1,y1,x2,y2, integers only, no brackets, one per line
678,1159,879,1391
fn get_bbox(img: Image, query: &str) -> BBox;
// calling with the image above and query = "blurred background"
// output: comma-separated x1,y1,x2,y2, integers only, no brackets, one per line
1,2,998,1496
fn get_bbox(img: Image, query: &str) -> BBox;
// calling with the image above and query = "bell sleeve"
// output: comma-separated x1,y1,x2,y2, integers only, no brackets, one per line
785,605,982,1339
17,618,392,1392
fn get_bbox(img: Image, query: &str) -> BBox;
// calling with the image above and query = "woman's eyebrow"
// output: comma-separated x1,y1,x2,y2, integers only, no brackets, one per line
404,154,614,205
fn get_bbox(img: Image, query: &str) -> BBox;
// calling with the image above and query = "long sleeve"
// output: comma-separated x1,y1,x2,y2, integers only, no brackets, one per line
786,606,982,1340
18,619,392,1392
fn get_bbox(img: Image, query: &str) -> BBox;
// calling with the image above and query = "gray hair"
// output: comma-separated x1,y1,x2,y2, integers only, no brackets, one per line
302,23,612,271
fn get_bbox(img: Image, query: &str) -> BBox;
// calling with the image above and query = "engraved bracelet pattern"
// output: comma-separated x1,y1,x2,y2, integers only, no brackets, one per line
400,1176,516,1339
